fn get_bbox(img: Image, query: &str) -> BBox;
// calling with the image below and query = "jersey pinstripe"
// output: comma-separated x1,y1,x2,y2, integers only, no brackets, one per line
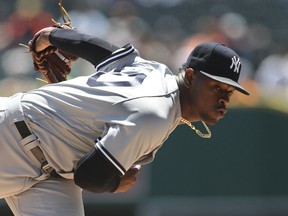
21,44,182,176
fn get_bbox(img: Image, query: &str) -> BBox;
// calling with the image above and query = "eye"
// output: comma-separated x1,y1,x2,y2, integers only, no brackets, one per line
214,85,234,96
228,91,234,96
215,85,222,92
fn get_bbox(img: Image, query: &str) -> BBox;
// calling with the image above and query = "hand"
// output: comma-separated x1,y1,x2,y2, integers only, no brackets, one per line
30,27,56,52
114,165,141,193
33,25,74,52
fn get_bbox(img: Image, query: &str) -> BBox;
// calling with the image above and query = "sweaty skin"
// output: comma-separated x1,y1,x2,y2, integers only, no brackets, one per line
176,68,235,125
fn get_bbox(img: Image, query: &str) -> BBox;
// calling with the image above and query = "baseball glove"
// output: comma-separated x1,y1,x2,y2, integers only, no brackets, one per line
28,2,78,83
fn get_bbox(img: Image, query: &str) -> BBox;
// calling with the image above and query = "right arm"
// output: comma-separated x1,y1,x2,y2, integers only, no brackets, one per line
74,146,140,193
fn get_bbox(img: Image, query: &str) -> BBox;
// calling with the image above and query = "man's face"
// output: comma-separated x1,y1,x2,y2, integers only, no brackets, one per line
187,72,236,125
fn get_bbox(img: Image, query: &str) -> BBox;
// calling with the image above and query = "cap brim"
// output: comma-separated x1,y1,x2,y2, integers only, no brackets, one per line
200,71,250,95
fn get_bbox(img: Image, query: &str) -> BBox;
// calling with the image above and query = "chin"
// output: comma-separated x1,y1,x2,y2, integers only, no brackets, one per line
200,112,223,125
203,117,219,125
206,120,217,126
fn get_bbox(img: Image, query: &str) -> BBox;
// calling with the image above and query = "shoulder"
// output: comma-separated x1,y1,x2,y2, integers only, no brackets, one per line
97,44,140,71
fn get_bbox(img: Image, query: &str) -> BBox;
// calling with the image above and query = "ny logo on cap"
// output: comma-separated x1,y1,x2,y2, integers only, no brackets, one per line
230,56,241,73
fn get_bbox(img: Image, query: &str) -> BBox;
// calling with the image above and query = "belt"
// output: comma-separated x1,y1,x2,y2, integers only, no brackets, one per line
15,121,56,176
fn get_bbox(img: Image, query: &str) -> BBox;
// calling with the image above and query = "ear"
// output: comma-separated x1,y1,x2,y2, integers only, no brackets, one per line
184,68,196,86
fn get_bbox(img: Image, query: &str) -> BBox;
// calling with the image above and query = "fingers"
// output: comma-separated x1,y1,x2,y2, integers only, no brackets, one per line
113,165,142,193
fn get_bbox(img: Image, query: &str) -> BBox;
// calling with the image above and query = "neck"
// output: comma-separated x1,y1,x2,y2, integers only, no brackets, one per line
175,71,200,122
175,73,188,118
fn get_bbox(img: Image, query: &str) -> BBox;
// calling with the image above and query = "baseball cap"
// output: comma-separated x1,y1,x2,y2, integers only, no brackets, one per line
186,42,249,95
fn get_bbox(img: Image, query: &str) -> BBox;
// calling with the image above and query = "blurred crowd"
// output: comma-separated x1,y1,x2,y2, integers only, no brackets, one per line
0,0,288,112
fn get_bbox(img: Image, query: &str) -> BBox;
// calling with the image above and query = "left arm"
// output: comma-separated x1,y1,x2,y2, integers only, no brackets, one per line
34,27,119,67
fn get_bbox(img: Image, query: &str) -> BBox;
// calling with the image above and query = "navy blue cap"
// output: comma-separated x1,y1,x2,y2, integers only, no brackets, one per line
186,42,249,95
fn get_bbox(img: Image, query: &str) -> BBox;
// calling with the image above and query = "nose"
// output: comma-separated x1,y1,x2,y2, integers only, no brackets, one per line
219,93,230,106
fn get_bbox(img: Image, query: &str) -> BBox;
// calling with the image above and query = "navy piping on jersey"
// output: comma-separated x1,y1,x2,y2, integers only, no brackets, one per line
96,44,135,71
95,141,126,176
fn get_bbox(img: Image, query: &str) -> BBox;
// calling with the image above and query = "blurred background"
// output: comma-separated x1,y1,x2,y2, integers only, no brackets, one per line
0,0,288,215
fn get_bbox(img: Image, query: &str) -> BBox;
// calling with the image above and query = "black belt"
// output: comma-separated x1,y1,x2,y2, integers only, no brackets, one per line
15,121,57,176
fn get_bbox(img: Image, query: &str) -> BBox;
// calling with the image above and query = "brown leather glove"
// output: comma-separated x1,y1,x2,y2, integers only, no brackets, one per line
28,2,78,83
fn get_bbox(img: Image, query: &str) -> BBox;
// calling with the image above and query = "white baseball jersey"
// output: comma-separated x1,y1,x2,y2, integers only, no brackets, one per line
21,44,182,177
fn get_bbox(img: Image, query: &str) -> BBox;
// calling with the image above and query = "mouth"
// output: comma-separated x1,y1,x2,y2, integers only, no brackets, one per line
217,107,227,119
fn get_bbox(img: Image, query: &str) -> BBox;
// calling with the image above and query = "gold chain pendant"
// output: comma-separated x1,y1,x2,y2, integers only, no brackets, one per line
180,118,211,139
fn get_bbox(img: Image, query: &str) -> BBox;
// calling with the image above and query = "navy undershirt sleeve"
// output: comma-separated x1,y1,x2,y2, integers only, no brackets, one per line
74,146,122,193
49,29,120,67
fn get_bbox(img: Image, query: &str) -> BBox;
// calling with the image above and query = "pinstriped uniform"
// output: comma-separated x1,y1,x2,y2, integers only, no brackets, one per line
1,45,181,215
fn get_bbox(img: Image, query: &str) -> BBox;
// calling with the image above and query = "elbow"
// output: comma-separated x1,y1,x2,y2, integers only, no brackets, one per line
73,146,122,193
74,169,120,193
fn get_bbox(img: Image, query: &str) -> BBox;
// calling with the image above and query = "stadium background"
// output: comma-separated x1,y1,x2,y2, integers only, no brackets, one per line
0,0,288,215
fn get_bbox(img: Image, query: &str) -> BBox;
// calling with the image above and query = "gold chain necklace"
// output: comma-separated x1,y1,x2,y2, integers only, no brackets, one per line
180,118,211,139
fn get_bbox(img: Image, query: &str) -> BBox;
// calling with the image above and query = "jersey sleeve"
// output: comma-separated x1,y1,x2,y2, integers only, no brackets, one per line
95,97,179,173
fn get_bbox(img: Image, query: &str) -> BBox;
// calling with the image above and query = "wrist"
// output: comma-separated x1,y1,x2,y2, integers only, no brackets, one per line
34,27,56,52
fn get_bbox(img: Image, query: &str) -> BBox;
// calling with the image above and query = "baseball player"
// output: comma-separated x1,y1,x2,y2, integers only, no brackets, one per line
0,27,249,216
